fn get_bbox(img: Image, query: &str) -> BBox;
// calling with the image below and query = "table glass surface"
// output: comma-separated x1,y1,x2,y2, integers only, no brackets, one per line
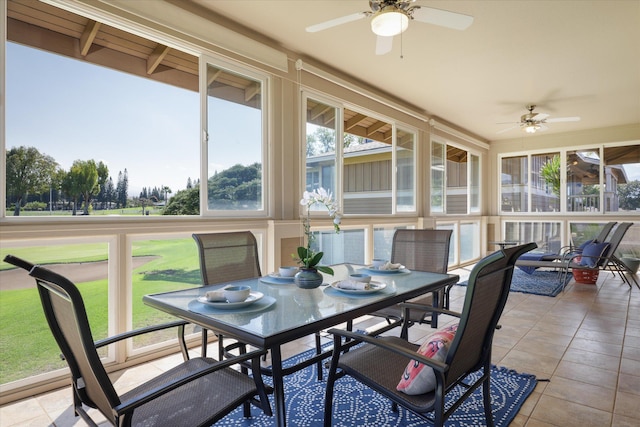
143,264,458,340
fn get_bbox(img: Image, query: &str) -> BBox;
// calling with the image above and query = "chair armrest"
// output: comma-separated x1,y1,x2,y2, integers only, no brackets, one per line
398,302,462,319
114,348,268,415
94,319,189,348
327,328,448,373
3,254,35,272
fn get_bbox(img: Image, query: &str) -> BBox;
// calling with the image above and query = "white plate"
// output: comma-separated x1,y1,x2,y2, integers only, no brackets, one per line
268,272,295,281
363,266,408,274
330,281,387,294
196,291,264,309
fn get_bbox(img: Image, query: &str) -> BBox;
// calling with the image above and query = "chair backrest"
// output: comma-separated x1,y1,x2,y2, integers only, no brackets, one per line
444,242,536,385
4,256,120,424
598,222,633,268
192,231,262,285
595,221,617,243
390,229,453,274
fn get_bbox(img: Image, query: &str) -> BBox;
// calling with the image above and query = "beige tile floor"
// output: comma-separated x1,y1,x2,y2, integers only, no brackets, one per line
1,268,639,427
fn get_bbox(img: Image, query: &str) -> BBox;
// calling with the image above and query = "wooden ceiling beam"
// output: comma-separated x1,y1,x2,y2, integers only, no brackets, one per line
366,120,386,136
147,44,171,74
80,19,101,56
345,113,367,131
398,134,414,147
207,68,222,86
323,113,336,126
310,104,331,121
244,82,261,102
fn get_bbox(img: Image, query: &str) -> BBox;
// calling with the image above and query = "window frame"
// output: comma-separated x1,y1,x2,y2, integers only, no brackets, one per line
301,90,419,218
430,136,483,216
200,55,270,217
498,141,640,216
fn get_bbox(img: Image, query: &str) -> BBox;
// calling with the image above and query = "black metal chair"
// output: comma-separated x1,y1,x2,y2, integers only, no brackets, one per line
3,254,272,427
369,229,453,333
323,242,536,427
192,231,263,359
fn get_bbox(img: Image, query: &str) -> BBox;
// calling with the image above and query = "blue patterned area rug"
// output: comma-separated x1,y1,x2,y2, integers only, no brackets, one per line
458,268,571,297
217,347,537,426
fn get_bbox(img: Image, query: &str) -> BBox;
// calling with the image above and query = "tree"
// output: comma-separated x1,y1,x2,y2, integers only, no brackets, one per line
65,160,99,215
6,146,58,216
618,180,640,210
163,186,199,215
95,161,109,209
207,163,261,209
105,177,116,209
162,185,172,202
540,155,561,196
306,127,363,157
50,168,67,211
116,169,129,208
61,168,82,215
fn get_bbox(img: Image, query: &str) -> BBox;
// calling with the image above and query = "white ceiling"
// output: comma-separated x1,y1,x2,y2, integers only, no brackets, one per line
188,0,640,142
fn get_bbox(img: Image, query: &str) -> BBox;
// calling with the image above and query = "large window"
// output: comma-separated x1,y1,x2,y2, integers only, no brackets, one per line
130,237,201,350
305,97,338,199
567,149,601,212
5,0,200,217
5,0,269,218
501,155,528,213
504,221,562,254
431,142,445,213
603,144,640,213
204,61,266,213
396,128,416,212
501,143,639,214
0,241,109,384
303,95,417,216
431,140,481,215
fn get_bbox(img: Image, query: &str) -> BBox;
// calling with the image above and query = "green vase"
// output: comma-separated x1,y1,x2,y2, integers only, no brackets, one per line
294,267,324,289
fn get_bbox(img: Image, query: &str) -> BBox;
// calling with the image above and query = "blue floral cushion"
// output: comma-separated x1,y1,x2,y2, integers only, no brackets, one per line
579,242,610,268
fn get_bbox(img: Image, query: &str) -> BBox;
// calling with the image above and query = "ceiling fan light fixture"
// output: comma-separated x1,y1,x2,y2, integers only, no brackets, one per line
523,123,540,134
371,7,409,37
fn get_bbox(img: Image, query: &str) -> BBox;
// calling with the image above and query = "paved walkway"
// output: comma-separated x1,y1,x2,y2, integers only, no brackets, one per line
0,257,155,290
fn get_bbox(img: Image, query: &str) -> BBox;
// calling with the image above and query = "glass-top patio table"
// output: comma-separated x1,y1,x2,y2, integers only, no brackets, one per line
143,263,459,427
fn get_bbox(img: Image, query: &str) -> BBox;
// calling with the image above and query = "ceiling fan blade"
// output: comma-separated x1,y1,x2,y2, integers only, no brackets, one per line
546,116,581,123
534,113,550,121
411,6,474,30
375,35,393,55
305,12,368,33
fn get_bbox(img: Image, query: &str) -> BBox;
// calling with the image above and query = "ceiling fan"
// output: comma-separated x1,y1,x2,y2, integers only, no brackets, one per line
305,0,474,55
497,105,581,134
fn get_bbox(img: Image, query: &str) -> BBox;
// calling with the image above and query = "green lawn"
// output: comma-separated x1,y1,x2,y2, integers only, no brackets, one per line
17,206,166,217
0,238,200,384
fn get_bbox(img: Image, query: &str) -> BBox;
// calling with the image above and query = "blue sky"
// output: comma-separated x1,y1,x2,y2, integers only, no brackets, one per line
6,42,261,196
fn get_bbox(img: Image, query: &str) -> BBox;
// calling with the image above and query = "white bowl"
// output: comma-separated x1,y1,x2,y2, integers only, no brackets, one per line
279,266,299,277
349,273,371,283
223,285,251,303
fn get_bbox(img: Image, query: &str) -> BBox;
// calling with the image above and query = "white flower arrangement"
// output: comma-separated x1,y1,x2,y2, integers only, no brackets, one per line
294,188,341,274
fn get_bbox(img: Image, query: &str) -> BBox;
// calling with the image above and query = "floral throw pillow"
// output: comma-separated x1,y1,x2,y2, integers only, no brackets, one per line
396,323,458,395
